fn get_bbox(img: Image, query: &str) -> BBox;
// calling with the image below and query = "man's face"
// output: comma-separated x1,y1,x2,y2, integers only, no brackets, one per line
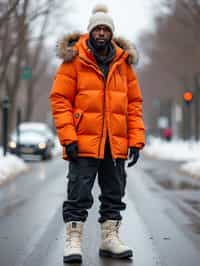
90,25,112,49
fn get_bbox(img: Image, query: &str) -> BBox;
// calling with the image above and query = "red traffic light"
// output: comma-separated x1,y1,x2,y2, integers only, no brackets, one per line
183,91,193,102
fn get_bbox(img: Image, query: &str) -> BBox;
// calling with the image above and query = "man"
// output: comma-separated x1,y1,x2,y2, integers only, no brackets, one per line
50,4,145,263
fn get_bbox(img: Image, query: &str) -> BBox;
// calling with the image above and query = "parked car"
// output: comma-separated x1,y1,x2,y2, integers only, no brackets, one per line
8,122,55,160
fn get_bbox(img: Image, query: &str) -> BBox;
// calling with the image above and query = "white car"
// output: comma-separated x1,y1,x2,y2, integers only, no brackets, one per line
8,122,55,160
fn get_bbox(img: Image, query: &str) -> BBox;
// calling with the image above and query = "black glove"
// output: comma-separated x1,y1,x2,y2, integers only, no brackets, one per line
127,147,140,167
66,142,79,161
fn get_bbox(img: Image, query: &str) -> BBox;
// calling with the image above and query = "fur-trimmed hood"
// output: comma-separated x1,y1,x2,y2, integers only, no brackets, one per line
56,32,139,65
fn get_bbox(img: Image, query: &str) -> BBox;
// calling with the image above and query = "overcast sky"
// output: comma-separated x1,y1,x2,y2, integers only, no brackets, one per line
69,0,163,40
48,0,165,65
48,0,165,45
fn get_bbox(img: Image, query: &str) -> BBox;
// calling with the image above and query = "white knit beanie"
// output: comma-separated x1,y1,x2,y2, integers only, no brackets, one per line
87,4,115,34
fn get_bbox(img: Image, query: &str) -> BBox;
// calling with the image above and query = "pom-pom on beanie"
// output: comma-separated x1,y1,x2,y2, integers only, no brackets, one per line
87,4,115,34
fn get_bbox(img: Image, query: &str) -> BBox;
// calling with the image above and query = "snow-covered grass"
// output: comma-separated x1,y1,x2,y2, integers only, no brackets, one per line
0,148,29,185
143,137,200,179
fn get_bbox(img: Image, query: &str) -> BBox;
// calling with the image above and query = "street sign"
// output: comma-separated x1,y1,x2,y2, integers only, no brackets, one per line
153,98,160,109
21,66,32,80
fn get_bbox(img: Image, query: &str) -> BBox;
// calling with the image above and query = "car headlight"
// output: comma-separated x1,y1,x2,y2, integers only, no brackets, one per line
38,143,46,149
9,141,17,149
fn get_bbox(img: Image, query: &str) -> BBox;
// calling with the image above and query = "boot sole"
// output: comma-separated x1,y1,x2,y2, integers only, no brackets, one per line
99,249,133,259
63,254,82,263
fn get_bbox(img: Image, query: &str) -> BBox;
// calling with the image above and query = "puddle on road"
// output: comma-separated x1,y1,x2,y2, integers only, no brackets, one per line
177,201,200,234
158,179,200,190
144,168,200,191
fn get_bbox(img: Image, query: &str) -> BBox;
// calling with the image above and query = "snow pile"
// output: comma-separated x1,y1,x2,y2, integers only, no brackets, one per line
180,161,200,179
143,137,200,178
144,137,200,161
0,136,61,186
0,148,29,185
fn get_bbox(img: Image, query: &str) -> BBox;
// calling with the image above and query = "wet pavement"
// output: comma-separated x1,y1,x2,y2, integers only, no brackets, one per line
0,156,200,266
140,155,200,255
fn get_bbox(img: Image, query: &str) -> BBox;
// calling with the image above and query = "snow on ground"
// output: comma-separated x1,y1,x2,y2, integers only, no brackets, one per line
180,161,200,179
143,137,200,179
0,137,62,186
0,148,29,185
1,135,199,185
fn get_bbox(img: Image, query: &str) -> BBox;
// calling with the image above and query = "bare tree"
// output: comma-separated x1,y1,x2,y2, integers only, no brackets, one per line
138,0,200,134
0,0,20,27
0,0,71,133
3,0,30,131
23,0,56,121
22,0,72,121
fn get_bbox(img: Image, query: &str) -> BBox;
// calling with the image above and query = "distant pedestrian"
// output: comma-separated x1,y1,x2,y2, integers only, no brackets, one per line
50,4,145,263
163,127,172,141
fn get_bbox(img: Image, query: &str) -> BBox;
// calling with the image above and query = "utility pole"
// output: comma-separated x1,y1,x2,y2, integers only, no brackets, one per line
1,96,10,156
194,73,200,141
16,108,22,157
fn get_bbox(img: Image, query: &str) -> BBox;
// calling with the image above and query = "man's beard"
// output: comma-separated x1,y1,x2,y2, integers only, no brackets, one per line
89,35,112,52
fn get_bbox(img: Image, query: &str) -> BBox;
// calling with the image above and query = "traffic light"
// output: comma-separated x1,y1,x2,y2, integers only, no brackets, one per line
183,90,193,140
183,91,193,104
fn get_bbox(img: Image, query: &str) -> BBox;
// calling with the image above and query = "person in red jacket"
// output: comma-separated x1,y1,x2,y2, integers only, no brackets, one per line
163,127,172,141
50,4,145,263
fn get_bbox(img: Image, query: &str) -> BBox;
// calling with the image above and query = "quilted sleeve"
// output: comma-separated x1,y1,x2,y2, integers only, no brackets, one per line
49,61,77,146
127,65,145,149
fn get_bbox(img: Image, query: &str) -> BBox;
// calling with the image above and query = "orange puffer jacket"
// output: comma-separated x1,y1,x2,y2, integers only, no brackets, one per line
50,33,145,160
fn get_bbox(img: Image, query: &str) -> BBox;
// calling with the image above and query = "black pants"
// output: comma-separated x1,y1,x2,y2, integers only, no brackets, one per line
63,141,127,223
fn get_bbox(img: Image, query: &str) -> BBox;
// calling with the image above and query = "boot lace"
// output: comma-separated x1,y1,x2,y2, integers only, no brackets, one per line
106,224,124,245
66,230,82,249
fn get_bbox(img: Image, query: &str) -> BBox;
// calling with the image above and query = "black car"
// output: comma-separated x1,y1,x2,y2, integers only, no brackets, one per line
8,122,55,160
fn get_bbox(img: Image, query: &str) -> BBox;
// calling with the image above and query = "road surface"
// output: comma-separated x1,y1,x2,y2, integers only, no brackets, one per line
0,155,200,266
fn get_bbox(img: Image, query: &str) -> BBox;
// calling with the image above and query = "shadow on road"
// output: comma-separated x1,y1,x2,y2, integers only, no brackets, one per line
63,257,133,266
99,257,133,265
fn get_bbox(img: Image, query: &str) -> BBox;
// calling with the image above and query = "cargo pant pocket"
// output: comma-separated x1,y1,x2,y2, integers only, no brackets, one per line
116,159,127,197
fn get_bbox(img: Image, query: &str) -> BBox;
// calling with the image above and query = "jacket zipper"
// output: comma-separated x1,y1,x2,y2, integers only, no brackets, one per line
98,78,106,158
79,56,103,76
79,52,125,159
105,51,126,159
79,56,105,158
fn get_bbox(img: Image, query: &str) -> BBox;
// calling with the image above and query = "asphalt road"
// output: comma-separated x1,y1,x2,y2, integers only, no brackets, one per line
0,155,200,266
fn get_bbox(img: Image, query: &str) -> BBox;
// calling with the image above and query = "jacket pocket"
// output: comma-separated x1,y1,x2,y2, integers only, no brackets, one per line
73,109,83,129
